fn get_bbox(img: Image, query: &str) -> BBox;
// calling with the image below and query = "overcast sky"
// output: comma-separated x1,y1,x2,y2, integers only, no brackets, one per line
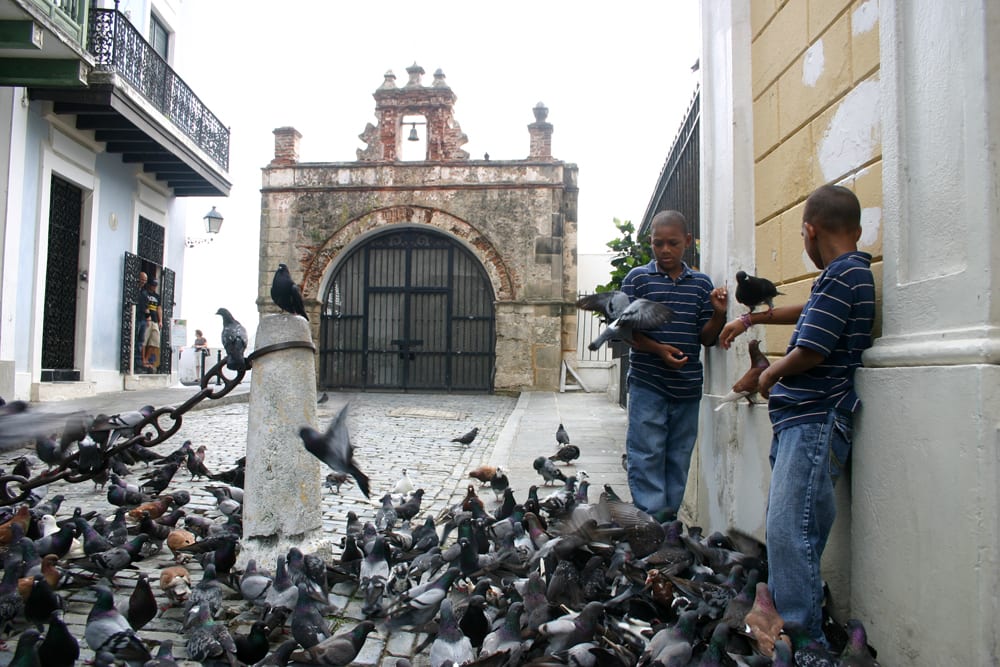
173,1,701,346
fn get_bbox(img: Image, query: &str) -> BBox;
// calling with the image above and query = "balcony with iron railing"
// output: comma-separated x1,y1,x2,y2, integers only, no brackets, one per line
86,5,229,171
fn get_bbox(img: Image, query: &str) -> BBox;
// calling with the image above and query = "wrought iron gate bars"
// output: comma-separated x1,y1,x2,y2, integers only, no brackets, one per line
0,339,315,507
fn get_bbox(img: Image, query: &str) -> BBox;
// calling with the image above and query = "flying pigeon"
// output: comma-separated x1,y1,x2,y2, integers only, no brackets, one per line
735,270,783,312
298,403,371,497
216,307,248,371
271,263,309,320
715,339,771,410
576,291,674,350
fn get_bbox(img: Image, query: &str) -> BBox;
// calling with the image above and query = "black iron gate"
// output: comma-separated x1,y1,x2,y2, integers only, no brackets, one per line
41,175,82,381
319,227,495,391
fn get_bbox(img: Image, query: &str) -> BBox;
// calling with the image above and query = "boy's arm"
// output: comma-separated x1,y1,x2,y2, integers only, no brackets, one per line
700,286,729,347
757,346,825,398
718,304,805,349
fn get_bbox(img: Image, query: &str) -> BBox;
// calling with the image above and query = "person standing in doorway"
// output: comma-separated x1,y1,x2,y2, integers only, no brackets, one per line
622,210,728,516
134,271,149,372
142,278,161,372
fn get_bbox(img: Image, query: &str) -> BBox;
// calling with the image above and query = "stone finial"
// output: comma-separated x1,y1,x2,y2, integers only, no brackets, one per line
271,126,302,166
405,62,425,88
528,105,554,160
379,70,397,90
433,68,449,88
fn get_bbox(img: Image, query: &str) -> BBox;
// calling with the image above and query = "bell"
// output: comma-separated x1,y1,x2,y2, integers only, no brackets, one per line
407,124,419,142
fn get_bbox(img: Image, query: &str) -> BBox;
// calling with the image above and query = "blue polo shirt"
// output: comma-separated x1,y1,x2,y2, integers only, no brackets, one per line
621,260,716,400
768,251,875,432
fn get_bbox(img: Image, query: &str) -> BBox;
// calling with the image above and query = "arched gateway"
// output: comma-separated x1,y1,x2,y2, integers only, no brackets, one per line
319,227,495,391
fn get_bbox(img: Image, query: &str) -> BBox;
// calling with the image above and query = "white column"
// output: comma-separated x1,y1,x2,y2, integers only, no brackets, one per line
852,1,1000,664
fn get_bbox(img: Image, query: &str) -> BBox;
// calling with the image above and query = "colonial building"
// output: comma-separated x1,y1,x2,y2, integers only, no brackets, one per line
258,64,578,392
0,0,230,400
696,2,997,664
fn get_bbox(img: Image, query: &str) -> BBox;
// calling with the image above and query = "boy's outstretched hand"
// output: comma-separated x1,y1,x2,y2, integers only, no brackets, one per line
710,286,728,313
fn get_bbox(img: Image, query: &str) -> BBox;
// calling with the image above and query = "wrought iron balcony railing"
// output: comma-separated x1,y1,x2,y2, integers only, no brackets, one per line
87,6,229,171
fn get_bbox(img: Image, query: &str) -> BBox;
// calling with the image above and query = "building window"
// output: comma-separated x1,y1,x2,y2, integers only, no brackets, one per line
149,13,169,61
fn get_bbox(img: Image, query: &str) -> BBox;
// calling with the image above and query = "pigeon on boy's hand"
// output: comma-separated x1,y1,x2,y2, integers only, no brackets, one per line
735,271,783,312
271,263,309,320
299,403,370,497
216,308,248,371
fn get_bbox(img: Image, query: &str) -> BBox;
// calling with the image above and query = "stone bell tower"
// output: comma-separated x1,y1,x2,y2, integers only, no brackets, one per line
357,63,469,162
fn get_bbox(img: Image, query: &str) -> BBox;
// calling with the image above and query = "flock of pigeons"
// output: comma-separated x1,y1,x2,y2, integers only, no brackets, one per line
0,266,882,666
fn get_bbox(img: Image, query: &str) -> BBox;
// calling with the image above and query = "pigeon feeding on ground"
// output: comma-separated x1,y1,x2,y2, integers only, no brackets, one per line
550,444,581,465
735,270,783,312
298,403,371,497
271,263,309,320
533,456,568,485
715,339,771,410
576,291,674,351
215,307,248,371
451,427,479,445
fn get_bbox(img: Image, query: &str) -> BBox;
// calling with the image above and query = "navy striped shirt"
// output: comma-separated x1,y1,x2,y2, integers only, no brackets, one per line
768,251,875,431
622,261,716,400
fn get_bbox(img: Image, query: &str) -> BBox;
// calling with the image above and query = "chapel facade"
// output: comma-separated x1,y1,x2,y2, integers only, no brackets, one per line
258,64,579,392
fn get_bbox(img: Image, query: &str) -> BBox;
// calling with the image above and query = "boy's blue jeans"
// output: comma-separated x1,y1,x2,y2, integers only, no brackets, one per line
625,382,700,514
767,409,852,646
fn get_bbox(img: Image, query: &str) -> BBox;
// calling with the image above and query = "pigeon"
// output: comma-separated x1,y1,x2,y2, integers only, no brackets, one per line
549,444,581,465
125,573,157,630
533,456,568,485
216,307,248,371
84,585,151,663
538,600,605,654
159,565,192,606
576,291,674,350
289,620,377,665
317,392,329,404
38,610,79,667
144,640,179,667
324,471,350,493
254,638,299,666
185,601,239,664
9,628,42,667
271,263,309,319
556,422,570,445
839,619,880,667
298,403,370,497
430,598,474,667
290,583,332,649
742,582,785,657
235,620,271,665
392,468,414,496
735,270,783,312
715,339,771,410
451,427,479,445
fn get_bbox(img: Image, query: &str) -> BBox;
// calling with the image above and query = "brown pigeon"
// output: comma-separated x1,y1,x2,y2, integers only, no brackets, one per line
715,339,771,410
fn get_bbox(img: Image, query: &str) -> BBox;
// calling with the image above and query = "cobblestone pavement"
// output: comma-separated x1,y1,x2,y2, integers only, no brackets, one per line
0,391,521,666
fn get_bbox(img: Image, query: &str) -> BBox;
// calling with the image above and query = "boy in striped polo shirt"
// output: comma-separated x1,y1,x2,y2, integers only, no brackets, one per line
622,210,728,516
719,184,875,646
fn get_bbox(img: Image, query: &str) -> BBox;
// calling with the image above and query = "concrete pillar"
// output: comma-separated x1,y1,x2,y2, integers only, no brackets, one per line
271,127,301,167
852,1,1000,664
239,314,325,569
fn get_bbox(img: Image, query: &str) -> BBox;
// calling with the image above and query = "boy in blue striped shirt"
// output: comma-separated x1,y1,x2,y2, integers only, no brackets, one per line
720,184,875,646
622,211,728,516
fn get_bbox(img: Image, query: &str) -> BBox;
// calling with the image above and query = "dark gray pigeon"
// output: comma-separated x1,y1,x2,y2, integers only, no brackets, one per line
289,620,377,665
271,263,309,320
556,423,570,445
735,270,783,312
576,291,674,350
451,427,479,445
216,307,248,371
298,403,370,497
533,456,568,486
84,585,151,663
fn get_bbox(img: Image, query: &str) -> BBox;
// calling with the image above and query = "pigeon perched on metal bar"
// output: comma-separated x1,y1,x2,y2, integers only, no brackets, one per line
576,291,674,351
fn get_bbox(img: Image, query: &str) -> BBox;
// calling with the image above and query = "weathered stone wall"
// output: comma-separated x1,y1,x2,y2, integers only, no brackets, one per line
259,159,579,391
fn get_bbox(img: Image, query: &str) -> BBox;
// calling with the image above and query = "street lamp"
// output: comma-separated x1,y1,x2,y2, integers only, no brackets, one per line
186,206,225,248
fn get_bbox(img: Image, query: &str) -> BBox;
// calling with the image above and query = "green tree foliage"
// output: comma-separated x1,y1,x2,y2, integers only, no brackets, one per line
597,218,650,293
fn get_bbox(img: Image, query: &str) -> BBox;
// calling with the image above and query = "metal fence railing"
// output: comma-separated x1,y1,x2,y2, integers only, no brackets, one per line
575,293,614,363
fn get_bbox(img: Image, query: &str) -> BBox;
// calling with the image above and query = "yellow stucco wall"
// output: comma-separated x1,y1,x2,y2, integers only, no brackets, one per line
750,0,883,349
